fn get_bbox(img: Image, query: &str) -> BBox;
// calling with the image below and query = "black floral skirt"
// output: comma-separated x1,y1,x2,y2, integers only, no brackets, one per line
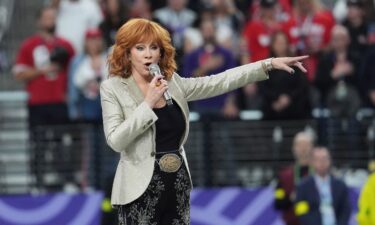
117,153,191,225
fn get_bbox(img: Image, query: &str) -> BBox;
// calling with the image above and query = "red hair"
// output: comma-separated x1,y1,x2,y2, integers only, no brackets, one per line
108,18,177,80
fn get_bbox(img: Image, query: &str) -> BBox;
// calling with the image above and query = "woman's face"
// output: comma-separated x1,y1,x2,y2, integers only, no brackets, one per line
271,33,289,57
331,28,350,51
129,42,161,80
107,0,120,15
86,37,104,55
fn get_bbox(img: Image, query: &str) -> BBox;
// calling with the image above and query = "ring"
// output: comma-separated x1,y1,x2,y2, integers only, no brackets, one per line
155,81,161,87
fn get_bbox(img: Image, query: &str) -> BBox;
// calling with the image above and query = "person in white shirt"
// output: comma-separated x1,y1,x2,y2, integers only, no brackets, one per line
295,146,351,225
51,0,103,54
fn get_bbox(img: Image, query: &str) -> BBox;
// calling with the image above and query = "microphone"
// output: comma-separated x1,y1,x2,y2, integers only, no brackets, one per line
148,63,173,106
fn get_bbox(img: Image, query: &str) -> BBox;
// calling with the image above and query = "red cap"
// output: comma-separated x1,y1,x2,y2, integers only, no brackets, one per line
85,28,102,39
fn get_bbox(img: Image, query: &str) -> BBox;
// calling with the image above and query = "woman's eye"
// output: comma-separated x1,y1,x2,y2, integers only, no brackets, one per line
151,46,159,50
136,46,144,50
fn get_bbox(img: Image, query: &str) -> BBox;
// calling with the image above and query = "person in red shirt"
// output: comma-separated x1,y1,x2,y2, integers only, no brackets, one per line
243,0,283,62
12,6,74,191
286,0,335,81
243,0,298,63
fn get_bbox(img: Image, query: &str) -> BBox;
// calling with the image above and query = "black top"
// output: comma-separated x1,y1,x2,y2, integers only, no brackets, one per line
153,100,185,152
258,68,311,120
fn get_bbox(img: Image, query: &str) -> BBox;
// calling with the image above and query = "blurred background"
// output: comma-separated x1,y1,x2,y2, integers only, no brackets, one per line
0,0,375,224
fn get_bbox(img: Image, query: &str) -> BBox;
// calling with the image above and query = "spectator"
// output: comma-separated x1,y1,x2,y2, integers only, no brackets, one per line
314,24,361,115
182,17,237,118
99,0,129,48
360,46,375,108
242,0,285,62
289,0,335,81
129,0,153,21
363,0,375,22
68,28,108,122
258,31,311,120
295,146,351,225
274,131,314,225
153,0,197,69
342,0,369,57
236,82,263,111
51,0,103,54
68,28,117,192
249,0,293,22
209,0,245,58
357,159,375,225
182,25,203,54
12,6,75,190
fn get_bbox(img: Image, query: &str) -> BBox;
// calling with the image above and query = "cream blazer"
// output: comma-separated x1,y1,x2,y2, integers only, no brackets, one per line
100,61,269,205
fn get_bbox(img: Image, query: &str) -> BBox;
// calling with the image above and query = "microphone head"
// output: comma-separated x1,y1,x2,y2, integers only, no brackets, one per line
148,63,161,76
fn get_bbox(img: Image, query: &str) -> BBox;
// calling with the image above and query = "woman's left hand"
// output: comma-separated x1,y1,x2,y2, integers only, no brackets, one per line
271,55,309,74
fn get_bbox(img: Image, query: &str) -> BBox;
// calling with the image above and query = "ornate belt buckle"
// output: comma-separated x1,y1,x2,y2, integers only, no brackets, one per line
158,153,182,173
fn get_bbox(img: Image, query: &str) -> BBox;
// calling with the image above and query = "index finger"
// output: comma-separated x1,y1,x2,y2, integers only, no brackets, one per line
150,74,164,84
291,55,309,62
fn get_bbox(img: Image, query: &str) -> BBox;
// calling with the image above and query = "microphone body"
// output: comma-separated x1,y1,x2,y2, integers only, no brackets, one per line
148,63,173,106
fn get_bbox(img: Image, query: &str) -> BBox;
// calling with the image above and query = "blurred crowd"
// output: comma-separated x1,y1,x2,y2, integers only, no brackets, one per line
9,1,375,224
11,0,375,126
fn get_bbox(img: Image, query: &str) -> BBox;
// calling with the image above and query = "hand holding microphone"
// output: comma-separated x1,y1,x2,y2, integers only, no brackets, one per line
143,74,168,108
148,63,173,106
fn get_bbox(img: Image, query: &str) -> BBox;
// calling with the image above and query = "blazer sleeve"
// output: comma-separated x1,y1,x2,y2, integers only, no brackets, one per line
100,80,158,152
174,61,269,102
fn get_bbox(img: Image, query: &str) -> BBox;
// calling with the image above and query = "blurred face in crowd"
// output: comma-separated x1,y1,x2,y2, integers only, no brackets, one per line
296,0,314,13
106,0,120,15
200,19,216,43
129,41,161,80
38,7,57,34
331,25,350,51
260,1,277,19
86,36,104,55
168,0,186,11
312,147,331,177
347,5,364,22
271,32,289,57
292,133,313,166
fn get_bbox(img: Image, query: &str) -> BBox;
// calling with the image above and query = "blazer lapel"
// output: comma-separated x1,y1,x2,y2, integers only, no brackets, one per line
120,76,144,105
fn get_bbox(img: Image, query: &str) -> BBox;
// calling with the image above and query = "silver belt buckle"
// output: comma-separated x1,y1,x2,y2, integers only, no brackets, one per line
158,153,182,173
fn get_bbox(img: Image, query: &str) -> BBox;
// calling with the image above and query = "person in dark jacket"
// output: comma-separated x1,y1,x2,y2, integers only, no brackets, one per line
259,31,311,120
314,24,361,109
295,146,351,225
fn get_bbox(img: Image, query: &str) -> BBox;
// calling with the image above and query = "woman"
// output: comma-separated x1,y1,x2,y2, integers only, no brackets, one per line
101,18,307,224
258,31,311,120
99,0,129,48
70,28,108,122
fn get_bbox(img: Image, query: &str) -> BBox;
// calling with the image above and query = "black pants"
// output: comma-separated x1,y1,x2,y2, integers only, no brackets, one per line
117,155,191,225
28,103,70,190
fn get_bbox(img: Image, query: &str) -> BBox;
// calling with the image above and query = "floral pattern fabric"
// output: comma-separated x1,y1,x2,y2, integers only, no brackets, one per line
117,161,191,225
